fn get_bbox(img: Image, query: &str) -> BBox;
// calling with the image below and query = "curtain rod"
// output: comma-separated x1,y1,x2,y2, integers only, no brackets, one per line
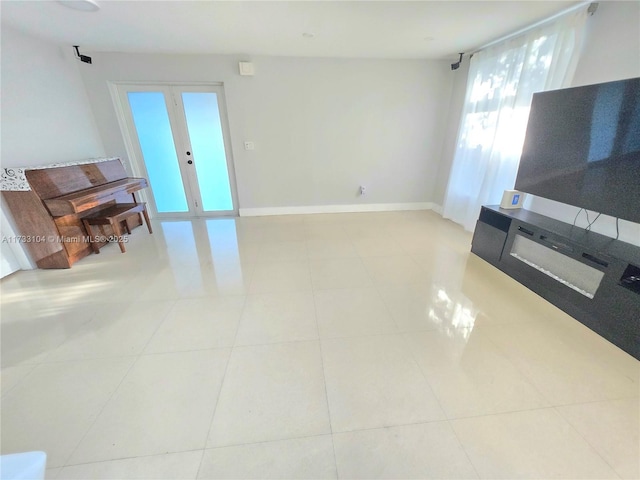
473,1,597,54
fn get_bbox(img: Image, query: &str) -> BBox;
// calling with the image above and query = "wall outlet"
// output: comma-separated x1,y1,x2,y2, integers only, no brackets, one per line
244,141,255,150
359,185,366,195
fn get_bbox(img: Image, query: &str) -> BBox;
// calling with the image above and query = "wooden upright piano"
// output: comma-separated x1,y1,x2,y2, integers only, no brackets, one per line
1,158,148,269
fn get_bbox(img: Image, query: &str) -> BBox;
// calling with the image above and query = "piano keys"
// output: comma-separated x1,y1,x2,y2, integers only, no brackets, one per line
1,158,149,269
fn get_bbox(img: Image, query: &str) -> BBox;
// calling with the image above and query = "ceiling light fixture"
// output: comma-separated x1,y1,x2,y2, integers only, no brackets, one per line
57,0,100,12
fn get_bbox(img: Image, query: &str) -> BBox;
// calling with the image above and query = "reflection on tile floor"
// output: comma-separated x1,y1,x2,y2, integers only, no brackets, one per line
1,211,638,479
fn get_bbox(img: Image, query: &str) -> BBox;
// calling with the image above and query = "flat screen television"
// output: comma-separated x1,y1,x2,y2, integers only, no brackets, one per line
514,77,640,224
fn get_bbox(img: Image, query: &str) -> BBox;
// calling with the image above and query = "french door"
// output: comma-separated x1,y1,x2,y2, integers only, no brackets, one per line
116,84,238,217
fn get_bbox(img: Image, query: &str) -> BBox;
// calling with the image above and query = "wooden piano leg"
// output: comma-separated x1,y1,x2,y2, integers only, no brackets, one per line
82,220,100,254
141,204,153,234
110,219,126,253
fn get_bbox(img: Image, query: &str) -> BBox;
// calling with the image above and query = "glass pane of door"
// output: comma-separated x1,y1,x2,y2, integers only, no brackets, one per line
181,92,234,212
128,92,189,213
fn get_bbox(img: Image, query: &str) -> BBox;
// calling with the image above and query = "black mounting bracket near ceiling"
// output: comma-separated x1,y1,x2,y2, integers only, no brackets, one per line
451,53,464,71
73,46,92,64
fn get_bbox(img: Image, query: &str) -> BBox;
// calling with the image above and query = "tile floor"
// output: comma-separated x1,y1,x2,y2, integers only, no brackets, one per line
1,210,638,479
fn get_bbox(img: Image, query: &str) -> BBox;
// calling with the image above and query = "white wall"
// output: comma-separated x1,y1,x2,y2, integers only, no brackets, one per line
1,26,105,166
0,26,106,276
571,1,640,87
525,1,640,246
433,59,469,209
78,53,453,211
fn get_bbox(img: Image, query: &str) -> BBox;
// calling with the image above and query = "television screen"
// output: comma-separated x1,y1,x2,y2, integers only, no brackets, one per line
514,77,640,223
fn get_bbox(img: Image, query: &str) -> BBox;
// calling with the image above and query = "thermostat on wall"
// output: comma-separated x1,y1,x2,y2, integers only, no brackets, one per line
500,190,525,209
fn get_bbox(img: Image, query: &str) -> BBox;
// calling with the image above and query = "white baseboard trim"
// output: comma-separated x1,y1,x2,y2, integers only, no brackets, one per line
431,204,443,215
239,202,435,217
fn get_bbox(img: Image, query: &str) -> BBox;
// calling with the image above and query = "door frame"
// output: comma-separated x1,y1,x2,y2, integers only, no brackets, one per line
110,81,239,218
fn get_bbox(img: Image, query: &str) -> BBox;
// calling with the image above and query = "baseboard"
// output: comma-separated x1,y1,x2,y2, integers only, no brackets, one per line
239,202,435,217
431,204,443,215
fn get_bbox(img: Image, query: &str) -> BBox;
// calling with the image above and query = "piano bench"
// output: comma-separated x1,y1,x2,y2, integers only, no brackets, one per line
82,202,153,254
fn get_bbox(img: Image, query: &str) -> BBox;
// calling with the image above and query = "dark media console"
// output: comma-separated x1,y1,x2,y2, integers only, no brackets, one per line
472,205,640,359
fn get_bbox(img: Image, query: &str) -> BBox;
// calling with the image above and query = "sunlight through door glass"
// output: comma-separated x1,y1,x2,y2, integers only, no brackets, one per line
182,93,234,212
128,92,189,213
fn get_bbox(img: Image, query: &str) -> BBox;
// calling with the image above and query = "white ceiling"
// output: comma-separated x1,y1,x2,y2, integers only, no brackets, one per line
1,1,581,60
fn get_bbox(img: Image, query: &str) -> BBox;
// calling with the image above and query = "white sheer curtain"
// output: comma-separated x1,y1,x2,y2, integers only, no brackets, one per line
442,8,589,231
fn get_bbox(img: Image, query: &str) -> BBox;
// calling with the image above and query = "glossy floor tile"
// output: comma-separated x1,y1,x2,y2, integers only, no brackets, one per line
69,349,230,464
198,436,337,479
481,321,639,405
207,341,331,447
46,301,174,361
305,239,358,260
248,261,312,294
309,257,373,290
351,236,406,257
404,329,549,418
235,292,318,346
321,334,446,432
1,358,135,468
555,398,640,479
0,363,36,396
45,468,61,479
361,255,432,286
57,451,203,480
333,422,478,479
1,211,638,479
256,240,308,263
143,297,245,353
451,408,619,479
1,301,102,367
314,287,397,338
